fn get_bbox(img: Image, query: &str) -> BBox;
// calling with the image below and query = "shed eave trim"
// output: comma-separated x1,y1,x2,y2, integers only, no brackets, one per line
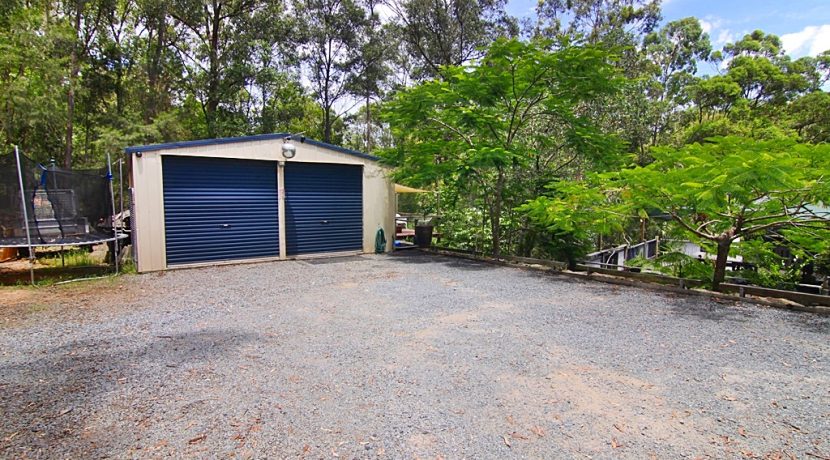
124,133,379,161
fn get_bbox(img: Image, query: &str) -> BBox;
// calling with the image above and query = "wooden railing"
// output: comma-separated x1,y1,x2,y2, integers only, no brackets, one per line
430,246,567,270
577,264,706,289
719,283,830,307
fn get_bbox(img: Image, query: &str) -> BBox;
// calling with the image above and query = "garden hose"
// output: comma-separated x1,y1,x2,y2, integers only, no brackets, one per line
375,227,387,254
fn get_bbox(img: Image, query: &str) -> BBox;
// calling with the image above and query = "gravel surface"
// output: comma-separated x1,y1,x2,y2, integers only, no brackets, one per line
1,251,828,458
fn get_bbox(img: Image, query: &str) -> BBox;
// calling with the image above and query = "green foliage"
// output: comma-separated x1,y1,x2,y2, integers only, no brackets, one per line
788,91,830,143
523,137,830,287
618,138,830,240
816,250,830,279
294,0,367,143
534,0,661,46
519,177,623,240
731,238,802,289
381,38,621,255
532,227,594,270
0,6,71,160
628,250,714,286
434,206,493,253
0,0,355,164
398,0,517,79
41,250,99,268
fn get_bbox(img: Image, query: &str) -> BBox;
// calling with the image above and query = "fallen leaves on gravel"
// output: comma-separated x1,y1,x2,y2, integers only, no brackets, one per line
152,439,168,449
784,421,804,433
611,437,622,449
188,434,207,444
502,434,511,448
530,425,545,437
767,450,797,460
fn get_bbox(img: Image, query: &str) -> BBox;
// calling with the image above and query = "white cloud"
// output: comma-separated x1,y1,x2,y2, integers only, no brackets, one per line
781,24,830,57
699,17,723,34
697,16,735,47
716,29,735,47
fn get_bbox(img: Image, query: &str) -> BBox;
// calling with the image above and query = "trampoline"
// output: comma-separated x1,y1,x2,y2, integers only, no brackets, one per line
1,147,128,283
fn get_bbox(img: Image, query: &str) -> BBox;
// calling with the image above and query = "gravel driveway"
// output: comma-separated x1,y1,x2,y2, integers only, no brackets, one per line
1,251,828,458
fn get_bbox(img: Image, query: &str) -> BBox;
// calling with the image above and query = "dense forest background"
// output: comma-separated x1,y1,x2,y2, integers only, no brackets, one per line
1,0,829,286
0,0,516,167
5,0,826,168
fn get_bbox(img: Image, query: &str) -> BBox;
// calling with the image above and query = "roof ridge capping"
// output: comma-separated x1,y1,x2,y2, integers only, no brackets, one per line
124,133,379,161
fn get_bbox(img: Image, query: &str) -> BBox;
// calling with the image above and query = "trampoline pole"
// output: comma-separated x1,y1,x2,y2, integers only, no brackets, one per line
14,145,35,285
118,158,124,223
107,153,119,274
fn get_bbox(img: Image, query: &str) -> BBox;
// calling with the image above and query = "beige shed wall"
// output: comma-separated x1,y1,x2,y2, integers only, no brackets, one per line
130,138,394,272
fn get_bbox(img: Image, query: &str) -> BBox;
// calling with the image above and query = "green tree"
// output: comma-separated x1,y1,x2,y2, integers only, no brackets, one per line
348,0,397,152
259,77,326,138
61,0,109,168
788,90,830,143
136,0,188,123
381,38,620,256
722,31,812,108
0,5,70,160
295,0,365,143
534,0,661,45
678,30,825,145
391,0,517,80
168,0,284,137
522,137,830,289
642,17,710,148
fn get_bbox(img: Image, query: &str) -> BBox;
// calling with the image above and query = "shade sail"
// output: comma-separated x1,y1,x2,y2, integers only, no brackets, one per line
394,184,430,193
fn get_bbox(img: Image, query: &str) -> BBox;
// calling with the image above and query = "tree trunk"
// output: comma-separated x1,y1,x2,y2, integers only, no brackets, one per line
712,239,732,291
65,7,82,169
65,73,75,169
490,206,501,258
365,94,371,152
115,63,124,116
145,15,165,123
323,105,332,143
206,4,222,137
490,169,505,258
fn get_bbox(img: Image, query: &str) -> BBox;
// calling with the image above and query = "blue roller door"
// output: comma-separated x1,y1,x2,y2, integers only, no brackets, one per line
284,162,362,255
162,156,279,265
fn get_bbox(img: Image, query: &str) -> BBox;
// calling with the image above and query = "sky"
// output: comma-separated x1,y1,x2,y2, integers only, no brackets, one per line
505,0,830,59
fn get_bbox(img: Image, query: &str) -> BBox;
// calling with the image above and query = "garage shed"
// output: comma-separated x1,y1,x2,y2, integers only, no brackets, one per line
126,133,395,273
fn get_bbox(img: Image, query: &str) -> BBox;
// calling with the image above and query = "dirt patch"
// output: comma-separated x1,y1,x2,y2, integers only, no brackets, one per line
491,364,718,456
0,289,36,307
0,275,145,328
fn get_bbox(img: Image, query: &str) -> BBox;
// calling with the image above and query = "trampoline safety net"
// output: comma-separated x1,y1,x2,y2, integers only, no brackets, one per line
1,151,114,247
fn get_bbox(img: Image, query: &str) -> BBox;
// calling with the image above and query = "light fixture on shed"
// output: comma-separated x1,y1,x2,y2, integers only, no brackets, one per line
282,137,297,159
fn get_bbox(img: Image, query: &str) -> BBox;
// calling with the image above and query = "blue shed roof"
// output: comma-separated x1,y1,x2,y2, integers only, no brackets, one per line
124,133,379,161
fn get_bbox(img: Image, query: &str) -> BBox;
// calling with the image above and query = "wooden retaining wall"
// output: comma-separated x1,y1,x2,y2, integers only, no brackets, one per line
424,247,829,315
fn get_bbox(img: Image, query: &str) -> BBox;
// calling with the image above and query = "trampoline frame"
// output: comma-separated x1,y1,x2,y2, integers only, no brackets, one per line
4,146,126,285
